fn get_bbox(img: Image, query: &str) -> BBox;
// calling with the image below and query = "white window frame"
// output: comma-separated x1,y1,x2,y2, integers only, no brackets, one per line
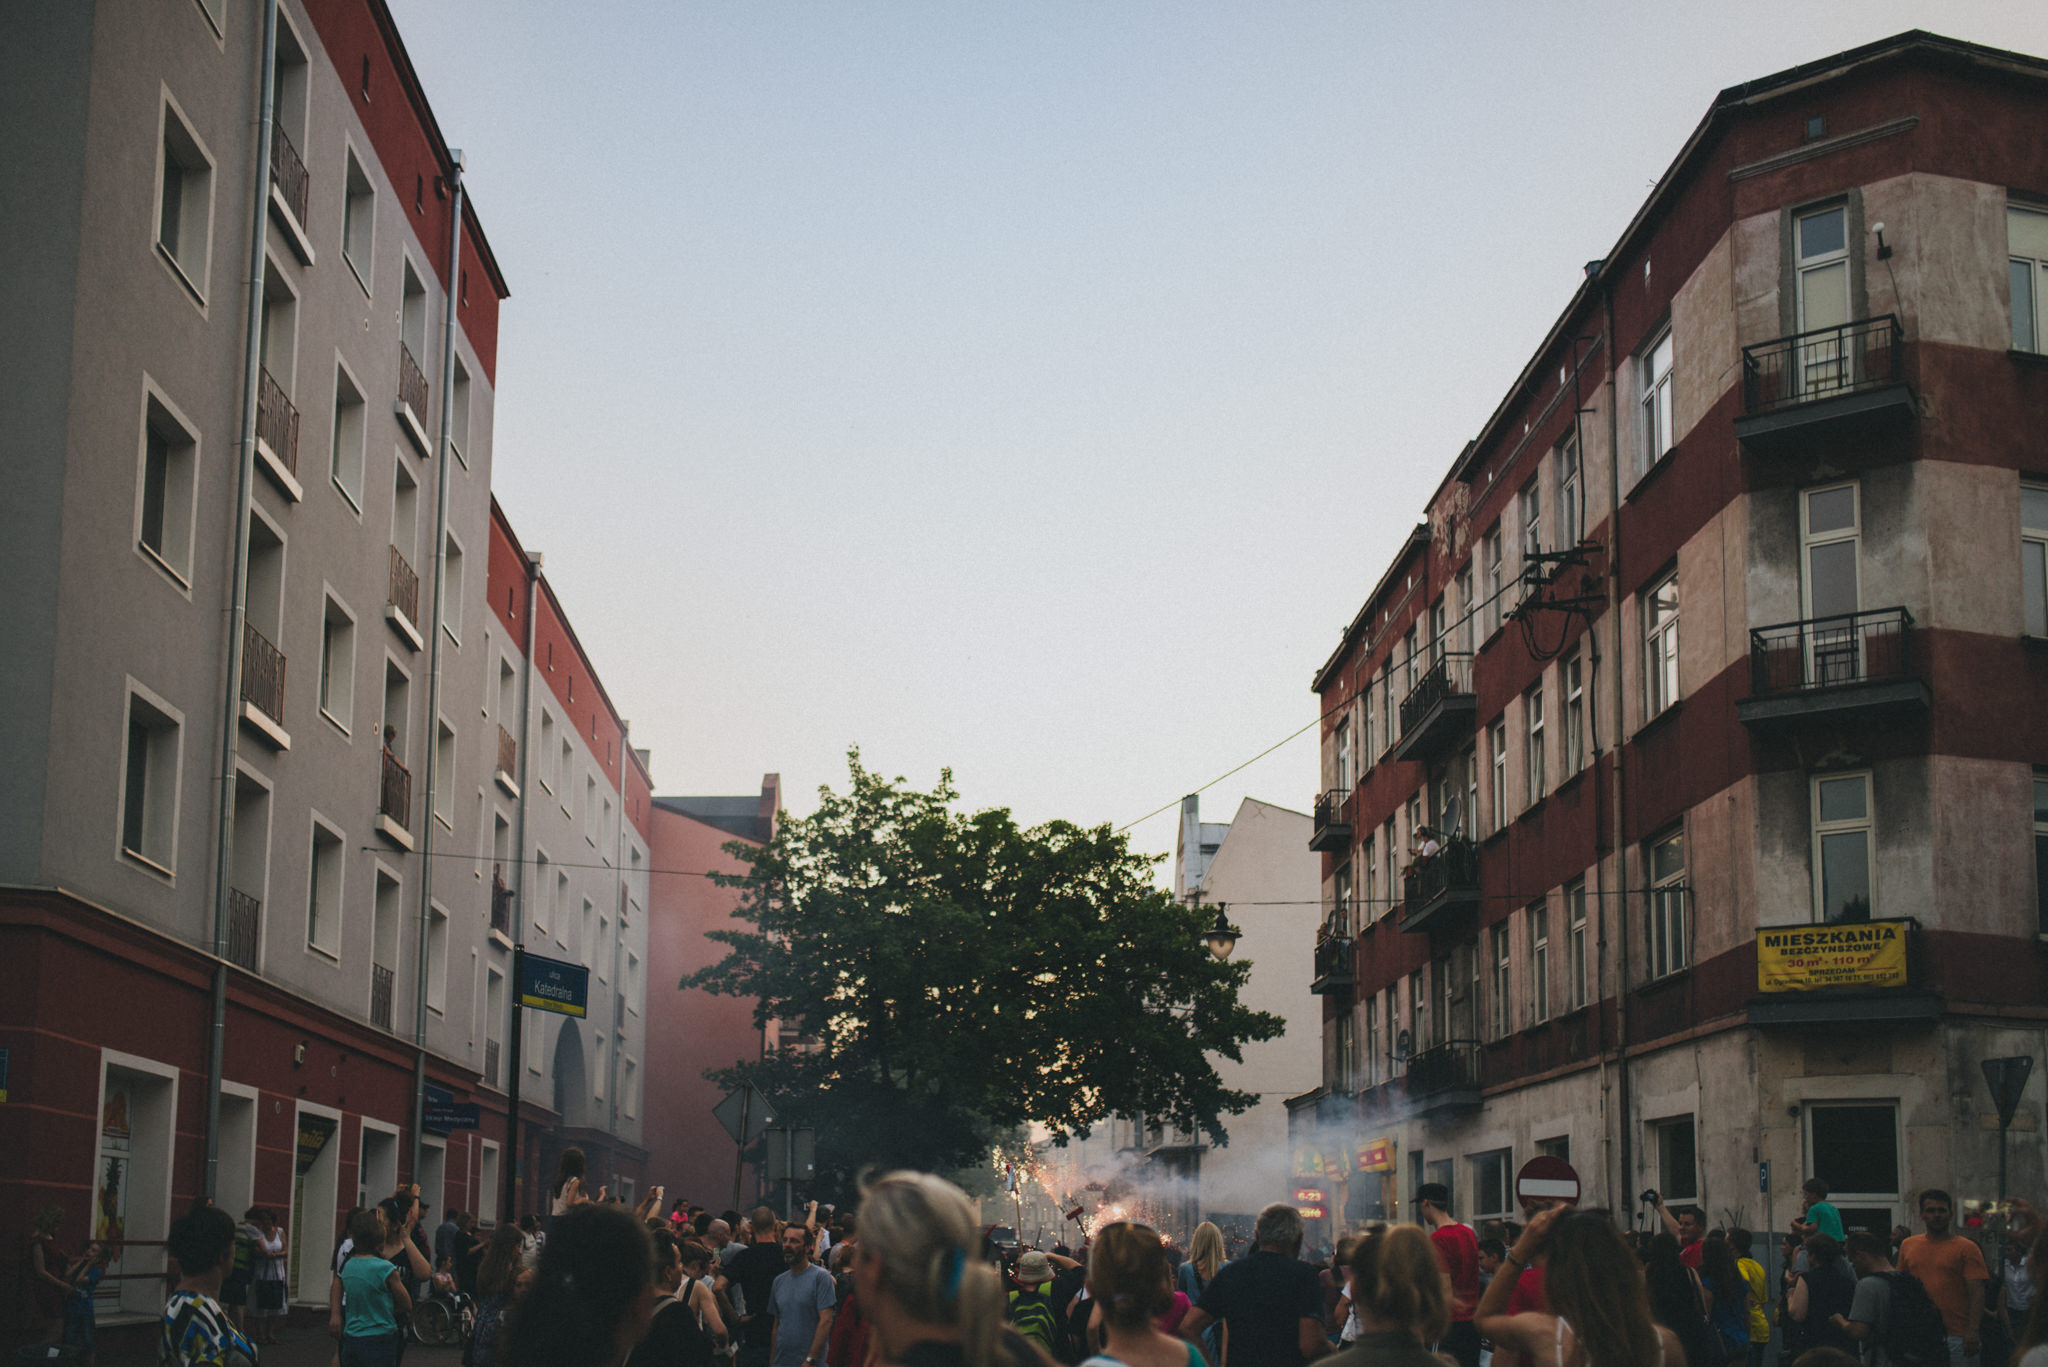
1334,716,1352,795
1802,1101,1902,1227
442,529,466,644
1520,477,1543,565
1645,568,1680,720
329,355,367,514
1331,863,1352,938
319,588,357,735
1488,719,1508,836
538,711,556,793
1363,686,1376,763
1558,431,1581,550
136,378,201,590
531,848,550,938
1471,1148,1514,1221
342,141,375,294
1362,833,1378,924
1463,743,1479,844
306,813,346,961
1566,880,1588,1011
1489,922,1511,1040
1456,568,1475,654
1524,682,1546,806
2023,484,2048,638
434,718,457,828
2012,205,2048,354
1363,994,1379,1090
1482,528,1503,639
1646,829,1688,981
1812,771,1875,924
1640,328,1674,475
117,679,185,878
1528,903,1550,1026
425,902,449,1014
1563,652,1584,775
154,87,216,304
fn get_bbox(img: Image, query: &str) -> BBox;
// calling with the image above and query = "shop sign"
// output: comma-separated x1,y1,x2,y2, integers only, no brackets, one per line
1292,1145,1334,1179
1756,920,1909,992
1293,1185,1328,1221
296,1112,338,1175
1357,1136,1396,1173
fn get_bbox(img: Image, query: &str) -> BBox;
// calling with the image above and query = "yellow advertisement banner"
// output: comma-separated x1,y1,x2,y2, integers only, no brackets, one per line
1357,1137,1397,1173
1756,920,1909,993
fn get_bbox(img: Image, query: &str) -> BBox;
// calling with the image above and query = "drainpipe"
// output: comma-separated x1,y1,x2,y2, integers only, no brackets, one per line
503,553,541,1219
1600,271,1638,1213
410,151,465,1186
204,0,280,1204
607,724,628,1181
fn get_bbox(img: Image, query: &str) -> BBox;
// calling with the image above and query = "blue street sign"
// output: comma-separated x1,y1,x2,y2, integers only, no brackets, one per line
519,951,589,1018
1759,1160,1770,1194
423,1083,480,1136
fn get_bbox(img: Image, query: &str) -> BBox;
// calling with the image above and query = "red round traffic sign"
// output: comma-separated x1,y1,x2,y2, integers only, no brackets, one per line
1515,1155,1581,1208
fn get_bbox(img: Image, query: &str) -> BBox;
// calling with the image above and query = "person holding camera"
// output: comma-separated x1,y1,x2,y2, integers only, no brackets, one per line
1645,1190,1708,1271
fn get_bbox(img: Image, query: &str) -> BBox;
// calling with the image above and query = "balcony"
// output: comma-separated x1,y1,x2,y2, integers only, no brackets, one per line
397,343,432,456
1400,836,1482,935
1392,653,1476,763
254,367,302,499
238,621,290,750
1405,1039,1483,1119
268,124,314,263
1310,934,1355,997
371,963,395,1030
495,724,520,796
1736,607,1929,729
1734,315,1914,456
484,1038,501,1087
490,869,513,938
1309,788,1353,852
1747,918,1939,1028
226,888,260,971
386,544,423,650
377,749,414,850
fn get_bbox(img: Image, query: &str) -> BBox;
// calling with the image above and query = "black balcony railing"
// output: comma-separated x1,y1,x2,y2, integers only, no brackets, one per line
256,366,300,474
240,621,286,721
1750,607,1912,695
226,888,260,970
1402,836,1481,922
1406,1039,1483,1101
1311,935,1354,995
484,1038,501,1087
491,870,513,936
1742,314,1903,416
380,749,411,827
497,724,518,778
1400,653,1474,736
371,963,395,1029
399,342,430,422
270,123,310,228
1310,788,1353,852
389,544,420,625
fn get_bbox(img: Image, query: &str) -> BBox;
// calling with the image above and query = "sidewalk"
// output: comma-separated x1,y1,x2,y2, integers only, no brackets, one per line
96,1317,464,1367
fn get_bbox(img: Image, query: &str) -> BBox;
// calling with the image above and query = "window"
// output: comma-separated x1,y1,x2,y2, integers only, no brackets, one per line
1332,863,1352,938
401,258,429,368
581,898,596,957
1566,880,1588,1011
425,905,448,1013
1563,653,1584,775
1430,599,1447,664
1362,995,1379,1089
1456,569,1475,653
561,738,574,801
443,534,465,642
1802,483,1860,643
2015,207,2048,352
1426,1158,1456,1212
1528,903,1550,1025
319,595,356,730
478,1139,501,1221
120,686,183,872
1524,683,1546,805
1381,819,1396,919
1472,1149,1512,1220
1404,626,1421,700
1813,772,1874,923
1482,528,1503,639
1537,1134,1571,1163
343,146,375,288
531,850,549,936
434,721,456,826
330,363,366,508
1646,830,1687,980
307,818,344,957
1558,432,1581,550
1462,743,1479,843
1362,834,1377,924
258,257,298,407
1363,686,1376,763
538,712,556,791
1408,969,1427,1052
622,1057,638,1119
2035,776,2048,936
1488,720,1508,835
1644,569,1680,718
1520,478,1543,564
593,1034,606,1100
1653,1115,1698,1201
450,359,471,467
1333,1012,1356,1093
626,951,641,1011
556,871,570,946
2023,485,2048,637
1795,207,1851,395
1640,329,1674,472
1334,717,1352,795
1383,668,1398,749
1806,1102,1901,1234
137,387,199,583
156,94,215,298
1489,922,1511,1039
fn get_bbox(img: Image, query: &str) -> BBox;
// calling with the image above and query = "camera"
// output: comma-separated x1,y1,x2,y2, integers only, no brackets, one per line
1639,1189,1661,1205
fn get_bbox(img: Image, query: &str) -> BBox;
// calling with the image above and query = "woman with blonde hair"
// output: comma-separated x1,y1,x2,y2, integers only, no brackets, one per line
1177,1224,1224,1302
1476,1207,1680,1367
850,1171,1038,1367
1323,1225,1449,1366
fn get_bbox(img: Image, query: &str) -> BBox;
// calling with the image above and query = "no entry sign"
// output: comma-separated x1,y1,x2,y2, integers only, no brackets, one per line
1516,1154,1581,1207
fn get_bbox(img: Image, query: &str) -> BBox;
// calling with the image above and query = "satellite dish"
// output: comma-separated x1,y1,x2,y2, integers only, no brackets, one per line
1442,796,1463,838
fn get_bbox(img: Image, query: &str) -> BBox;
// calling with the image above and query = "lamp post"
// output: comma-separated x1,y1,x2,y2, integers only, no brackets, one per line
1202,904,1242,961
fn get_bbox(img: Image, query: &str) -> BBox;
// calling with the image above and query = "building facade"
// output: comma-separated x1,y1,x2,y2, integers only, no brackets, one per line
0,0,658,1342
1299,32,2048,1239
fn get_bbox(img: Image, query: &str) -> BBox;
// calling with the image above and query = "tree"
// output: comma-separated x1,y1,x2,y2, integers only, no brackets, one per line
685,751,1284,1196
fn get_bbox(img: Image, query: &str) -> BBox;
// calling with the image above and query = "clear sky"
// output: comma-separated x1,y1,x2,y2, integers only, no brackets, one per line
386,1,2048,873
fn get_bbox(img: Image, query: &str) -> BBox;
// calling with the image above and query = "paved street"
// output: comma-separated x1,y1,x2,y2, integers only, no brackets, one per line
99,1322,464,1367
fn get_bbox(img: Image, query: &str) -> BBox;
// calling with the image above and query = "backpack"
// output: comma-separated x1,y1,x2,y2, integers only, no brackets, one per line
1876,1271,1948,1367
1008,1286,1059,1354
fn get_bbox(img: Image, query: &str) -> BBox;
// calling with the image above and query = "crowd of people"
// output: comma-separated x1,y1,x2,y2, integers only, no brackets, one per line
18,1152,2046,1367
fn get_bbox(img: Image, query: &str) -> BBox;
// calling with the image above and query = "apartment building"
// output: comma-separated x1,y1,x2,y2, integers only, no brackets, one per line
0,0,647,1339
1295,31,2048,1238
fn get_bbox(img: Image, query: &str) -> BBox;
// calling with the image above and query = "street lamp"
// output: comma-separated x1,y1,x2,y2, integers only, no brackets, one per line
1202,905,1242,961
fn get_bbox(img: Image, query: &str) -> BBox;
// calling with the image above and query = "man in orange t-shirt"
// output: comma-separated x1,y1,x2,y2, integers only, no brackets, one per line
1897,1188,1990,1367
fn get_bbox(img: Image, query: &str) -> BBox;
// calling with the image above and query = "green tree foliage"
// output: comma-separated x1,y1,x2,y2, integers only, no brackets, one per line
685,751,1284,1193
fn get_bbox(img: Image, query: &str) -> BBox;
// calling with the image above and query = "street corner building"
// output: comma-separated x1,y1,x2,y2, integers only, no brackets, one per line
1290,31,2048,1240
0,0,771,1347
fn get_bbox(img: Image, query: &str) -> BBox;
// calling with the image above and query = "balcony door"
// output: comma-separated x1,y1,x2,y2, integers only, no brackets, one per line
1802,483,1861,685
1797,206,1852,396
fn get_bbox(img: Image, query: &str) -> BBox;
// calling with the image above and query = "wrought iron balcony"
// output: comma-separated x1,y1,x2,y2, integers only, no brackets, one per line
1735,315,1914,454
1309,788,1353,852
240,621,286,722
1393,653,1476,763
389,544,420,626
484,1038,501,1087
1400,836,1482,935
226,887,261,971
491,870,513,936
1736,607,1930,729
497,724,518,780
1311,933,1355,997
380,749,412,827
256,366,299,475
270,123,310,229
371,963,395,1030
399,342,430,429
1405,1039,1483,1118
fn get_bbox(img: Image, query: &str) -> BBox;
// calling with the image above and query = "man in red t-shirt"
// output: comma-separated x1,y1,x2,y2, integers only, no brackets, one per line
1652,1193,1707,1269
1418,1182,1481,1367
